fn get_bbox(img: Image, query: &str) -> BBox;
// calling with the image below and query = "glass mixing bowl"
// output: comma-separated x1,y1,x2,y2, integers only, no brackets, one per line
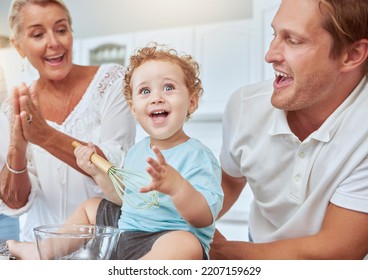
34,224,120,260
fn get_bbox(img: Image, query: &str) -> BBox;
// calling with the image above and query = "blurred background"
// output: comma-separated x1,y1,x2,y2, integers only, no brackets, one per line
0,0,252,38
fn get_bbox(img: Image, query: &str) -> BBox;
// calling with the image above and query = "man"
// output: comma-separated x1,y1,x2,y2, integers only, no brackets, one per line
211,0,368,259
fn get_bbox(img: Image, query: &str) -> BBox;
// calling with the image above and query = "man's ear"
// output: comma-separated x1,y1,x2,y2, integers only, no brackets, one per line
10,38,25,58
340,39,368,73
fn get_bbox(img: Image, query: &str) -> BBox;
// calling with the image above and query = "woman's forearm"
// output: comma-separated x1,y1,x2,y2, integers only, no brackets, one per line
0,165,31,209
34,126,109,176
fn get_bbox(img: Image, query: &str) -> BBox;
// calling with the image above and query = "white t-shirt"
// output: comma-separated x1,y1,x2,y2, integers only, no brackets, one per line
119,137,224,257
220,77,368,242
0,64,136,241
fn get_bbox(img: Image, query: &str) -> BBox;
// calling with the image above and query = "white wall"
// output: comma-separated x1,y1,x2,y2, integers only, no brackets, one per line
0,0,252,38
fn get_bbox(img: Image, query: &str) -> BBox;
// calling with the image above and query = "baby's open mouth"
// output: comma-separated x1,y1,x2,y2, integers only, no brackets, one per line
151,110,169,121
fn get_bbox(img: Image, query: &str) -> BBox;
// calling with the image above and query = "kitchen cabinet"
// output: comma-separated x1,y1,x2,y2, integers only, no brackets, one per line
253,0,281,80
194,19,258,117
75,33,135,67
74,20,251,118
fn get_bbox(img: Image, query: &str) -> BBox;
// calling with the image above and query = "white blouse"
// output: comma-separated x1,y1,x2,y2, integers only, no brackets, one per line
0,64,136,241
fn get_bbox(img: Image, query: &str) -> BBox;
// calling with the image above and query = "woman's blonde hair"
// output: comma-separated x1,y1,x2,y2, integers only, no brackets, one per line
8,0,72,41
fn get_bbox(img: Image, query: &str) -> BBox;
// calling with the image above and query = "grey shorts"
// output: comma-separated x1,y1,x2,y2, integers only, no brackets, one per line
96,199,206,260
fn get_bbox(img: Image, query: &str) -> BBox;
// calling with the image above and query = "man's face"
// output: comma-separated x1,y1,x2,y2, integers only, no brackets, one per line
265,0,342,115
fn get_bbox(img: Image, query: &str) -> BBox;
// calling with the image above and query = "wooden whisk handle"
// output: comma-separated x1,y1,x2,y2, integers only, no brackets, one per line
72,141,113,174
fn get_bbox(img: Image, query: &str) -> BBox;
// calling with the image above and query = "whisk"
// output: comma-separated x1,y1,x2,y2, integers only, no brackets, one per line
72,141,159,209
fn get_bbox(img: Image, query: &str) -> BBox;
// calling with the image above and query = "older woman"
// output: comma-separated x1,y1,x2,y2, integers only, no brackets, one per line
0,0,135,241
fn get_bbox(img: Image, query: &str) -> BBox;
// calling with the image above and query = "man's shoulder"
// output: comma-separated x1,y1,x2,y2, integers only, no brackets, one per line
226,80,274,111
239,79,273,97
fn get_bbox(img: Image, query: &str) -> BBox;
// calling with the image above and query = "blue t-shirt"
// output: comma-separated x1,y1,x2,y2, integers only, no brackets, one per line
118,137,224,256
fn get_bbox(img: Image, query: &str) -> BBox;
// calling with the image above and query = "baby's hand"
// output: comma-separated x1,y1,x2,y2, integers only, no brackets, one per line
140,146,183,196
74,142,99,176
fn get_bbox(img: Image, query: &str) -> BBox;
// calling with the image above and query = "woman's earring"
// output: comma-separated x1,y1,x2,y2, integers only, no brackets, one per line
20,57,27,72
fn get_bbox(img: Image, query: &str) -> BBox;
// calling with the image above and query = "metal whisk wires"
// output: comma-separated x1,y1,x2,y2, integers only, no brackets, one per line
108,166,160,209
72,141,159,209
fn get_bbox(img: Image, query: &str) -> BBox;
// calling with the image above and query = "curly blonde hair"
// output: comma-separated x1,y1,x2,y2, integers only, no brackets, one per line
124,43,203,116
